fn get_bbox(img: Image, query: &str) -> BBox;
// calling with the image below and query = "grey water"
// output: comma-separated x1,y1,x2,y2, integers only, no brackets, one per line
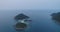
0,10,60,32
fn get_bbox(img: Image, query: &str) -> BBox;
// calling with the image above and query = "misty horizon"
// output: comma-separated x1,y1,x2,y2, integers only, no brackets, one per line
0,0,60,10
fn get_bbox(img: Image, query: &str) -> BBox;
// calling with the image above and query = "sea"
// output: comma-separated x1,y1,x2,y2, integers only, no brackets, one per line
0,10,60,32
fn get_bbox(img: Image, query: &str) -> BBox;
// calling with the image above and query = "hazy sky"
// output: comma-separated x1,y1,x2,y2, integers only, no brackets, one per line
0,0,60,10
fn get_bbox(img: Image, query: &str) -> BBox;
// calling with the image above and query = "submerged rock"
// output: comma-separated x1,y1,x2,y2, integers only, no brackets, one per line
14,13,29,20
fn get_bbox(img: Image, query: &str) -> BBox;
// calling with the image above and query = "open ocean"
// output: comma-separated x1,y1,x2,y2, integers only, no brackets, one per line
0,10,60,32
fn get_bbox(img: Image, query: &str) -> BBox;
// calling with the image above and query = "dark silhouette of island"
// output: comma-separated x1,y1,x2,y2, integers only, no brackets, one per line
51,12,60,25
14,13,29,21
51,12,60,22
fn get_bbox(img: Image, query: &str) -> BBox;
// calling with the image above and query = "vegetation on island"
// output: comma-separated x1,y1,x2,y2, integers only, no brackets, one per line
16,23,27,28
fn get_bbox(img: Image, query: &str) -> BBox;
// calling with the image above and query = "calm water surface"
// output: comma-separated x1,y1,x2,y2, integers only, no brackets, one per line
0,10,60,32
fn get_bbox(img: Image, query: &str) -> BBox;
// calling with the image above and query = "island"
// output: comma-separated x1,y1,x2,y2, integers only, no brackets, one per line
14,13,29,21
51,12,60,22
14,13,30,30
